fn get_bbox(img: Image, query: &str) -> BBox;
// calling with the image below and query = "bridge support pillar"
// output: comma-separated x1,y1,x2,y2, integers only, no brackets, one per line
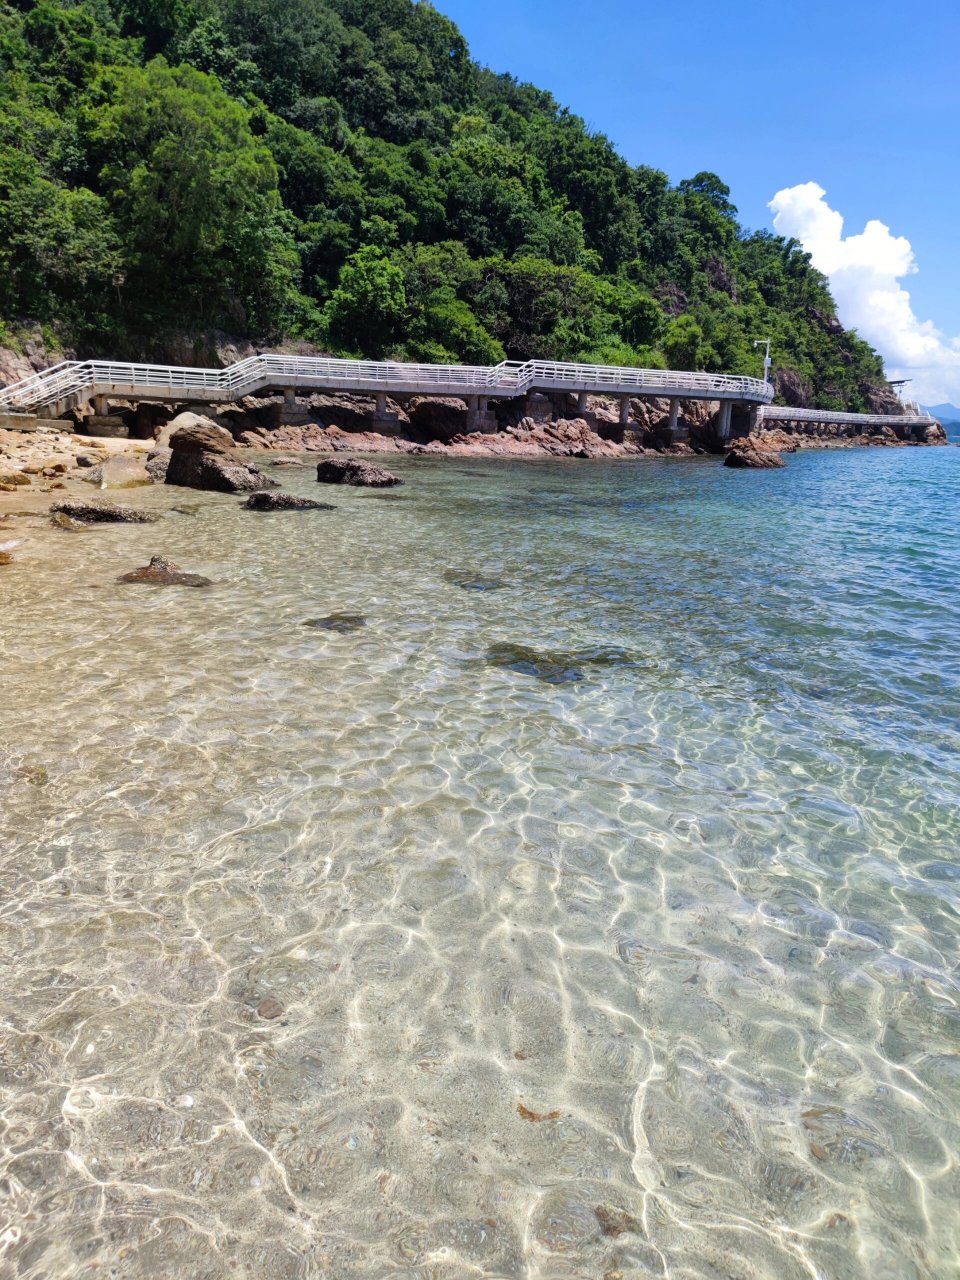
716,400,733,442
577,391,590,414
371,390,401,437
93,394,108,416
619,396,632,426
466,395,496,434
669,398,679,433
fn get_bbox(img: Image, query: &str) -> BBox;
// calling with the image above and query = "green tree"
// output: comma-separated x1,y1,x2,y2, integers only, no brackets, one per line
323,245,406,356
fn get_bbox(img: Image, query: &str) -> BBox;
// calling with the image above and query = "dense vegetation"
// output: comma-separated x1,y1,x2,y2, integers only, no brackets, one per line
0,0,889,408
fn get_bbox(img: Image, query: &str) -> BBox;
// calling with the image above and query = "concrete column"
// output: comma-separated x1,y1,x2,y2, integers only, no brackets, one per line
375,391,388,415
717,400,732,441
93,394,108,416
619,396,631,426
577,391,590,414
668,398,679,433
466,395,481,432
283,387,296,406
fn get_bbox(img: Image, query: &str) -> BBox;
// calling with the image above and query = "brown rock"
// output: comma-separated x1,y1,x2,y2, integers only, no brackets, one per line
257,996,283,1020
0,551,13,565
167,416,236,455
117,555,212,587
316,458,403,487
163,416,275,492
0,471,30,487
723,437,786,469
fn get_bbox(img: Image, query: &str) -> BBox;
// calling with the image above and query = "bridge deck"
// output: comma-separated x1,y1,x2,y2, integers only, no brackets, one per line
1,354,774,415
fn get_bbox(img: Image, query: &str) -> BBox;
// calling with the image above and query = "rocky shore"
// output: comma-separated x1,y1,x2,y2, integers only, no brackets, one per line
0,387,949,511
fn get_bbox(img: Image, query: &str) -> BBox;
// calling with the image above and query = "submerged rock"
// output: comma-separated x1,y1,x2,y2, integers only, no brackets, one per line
0,471,30,488
444,570,507,591
117,555,212,588
316,458,403,487
49,499,160,525
85,455,153,489
0,551,13,565
485,641,631,684
244,491,336,511
303,613,366,633
724,437,786,469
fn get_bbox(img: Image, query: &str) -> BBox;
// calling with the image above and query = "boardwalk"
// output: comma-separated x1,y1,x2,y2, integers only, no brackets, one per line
0,353,935,435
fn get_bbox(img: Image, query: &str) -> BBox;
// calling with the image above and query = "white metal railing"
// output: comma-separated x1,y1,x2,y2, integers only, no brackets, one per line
0,353,775,414
761,405,935,427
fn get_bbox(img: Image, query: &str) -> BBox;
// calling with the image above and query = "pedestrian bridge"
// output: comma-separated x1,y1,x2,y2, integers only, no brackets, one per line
0,353,772,418
0,353,934,436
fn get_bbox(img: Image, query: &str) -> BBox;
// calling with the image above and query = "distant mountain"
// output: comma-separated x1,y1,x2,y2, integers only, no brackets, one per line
922,404,960,439
923,403,960,421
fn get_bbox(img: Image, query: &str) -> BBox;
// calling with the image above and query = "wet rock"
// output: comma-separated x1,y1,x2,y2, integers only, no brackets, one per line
145,449,172,482
594,1204,642,1238
166,444,275,494
724,437,786,469
316,458,403,488
0,471,30,487
117,555,212,588
271,457,307,467
0,551,13,565
162,411,276,493
485,641,632,684
303,613,366,633
74,453,101,468
444,570,507,591
49,499,160,525
256,997,283,1020
244,491,336,512
517,1104,560,1123
51,511,88,531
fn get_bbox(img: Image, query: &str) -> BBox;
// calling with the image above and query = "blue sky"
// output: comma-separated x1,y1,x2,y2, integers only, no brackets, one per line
440,0,960,402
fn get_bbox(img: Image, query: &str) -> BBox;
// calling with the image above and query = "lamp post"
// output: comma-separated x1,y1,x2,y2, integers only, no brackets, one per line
754,338,772,384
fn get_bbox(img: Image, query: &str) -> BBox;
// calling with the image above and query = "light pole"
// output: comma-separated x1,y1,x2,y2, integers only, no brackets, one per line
754,338,772,384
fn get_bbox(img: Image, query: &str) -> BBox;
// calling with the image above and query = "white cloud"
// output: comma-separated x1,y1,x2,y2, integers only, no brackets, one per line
768,181,960,407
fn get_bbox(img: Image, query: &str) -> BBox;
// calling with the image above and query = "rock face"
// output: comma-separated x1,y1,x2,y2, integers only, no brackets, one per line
724,437,786,469
49,499,160,524
316,458,403,487
165,414,276,493
117,556,212,587
244,491,335,511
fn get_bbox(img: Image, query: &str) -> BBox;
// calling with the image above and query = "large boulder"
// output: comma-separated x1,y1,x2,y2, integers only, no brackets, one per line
164,412,276,493
316,458,403,487
723,437,786,469
156,412,232,451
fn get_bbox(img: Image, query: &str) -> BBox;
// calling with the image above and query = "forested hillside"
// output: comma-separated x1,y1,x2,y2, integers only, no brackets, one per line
0,0,891,409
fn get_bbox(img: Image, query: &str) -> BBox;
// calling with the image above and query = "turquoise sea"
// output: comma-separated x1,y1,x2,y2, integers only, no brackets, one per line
1,445,958,1278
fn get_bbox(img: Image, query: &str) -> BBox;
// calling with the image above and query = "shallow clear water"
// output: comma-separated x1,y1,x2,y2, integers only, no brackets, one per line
1,447,959,1279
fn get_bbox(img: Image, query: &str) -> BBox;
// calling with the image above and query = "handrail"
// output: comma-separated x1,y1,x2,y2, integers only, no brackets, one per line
0,353,775,413
761,405,935,427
